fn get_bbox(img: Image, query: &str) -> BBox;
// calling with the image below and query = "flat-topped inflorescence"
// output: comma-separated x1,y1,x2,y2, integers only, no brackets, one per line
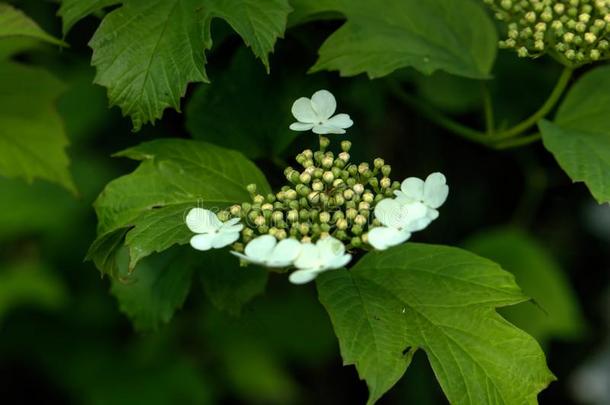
485,0,610,65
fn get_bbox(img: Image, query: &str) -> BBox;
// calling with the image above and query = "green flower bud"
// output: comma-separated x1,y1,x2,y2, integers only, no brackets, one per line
319,136,330,150
246,183,257,194
261,203,273,212
341,140,352,152
299,209,310,221
335,230,348,240
248,210,260,222
271,211,284,223
351,236,362,247
362,192,374,203
312,180,324,192
258,225,269,234
368,177,379,188
354,214,367,226
254,215,266,227
358,201,371,211
381,165,392,176
285,189,298,200
323,171,335,184
351,225,363,236
299,172,312,184
299,223,310,235
276,229,287,240
288,200,300,210
343,189,355,200
373,158,385,169
353,184,365,194
333,211,345,221
319,211,331,223
320,223,331,232
346,208,358,220
230,204,242,216
302,149,313,159
287,210,299,223
336,218,348,230
322,156,334,169
308,191,320,204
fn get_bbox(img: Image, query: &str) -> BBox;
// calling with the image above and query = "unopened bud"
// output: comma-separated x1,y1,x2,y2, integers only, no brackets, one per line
353,184,364,194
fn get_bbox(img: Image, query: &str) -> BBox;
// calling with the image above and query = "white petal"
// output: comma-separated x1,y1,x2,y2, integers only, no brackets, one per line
423,172,449,209
186,208,221,233
400,177,425,202
325,113,353,129
311,90,337,120
374,198,403,228
291,97,318,123
244,235,277,262
211,231,240,249
312,124,346,135
406,216,433,232
294,243,320,270
268,238,302,267
288,269,319,284
327,253,352,269
317,237,345,263
368,227,411,250
190,233,215,251
289,122,315,131
398,202,428,227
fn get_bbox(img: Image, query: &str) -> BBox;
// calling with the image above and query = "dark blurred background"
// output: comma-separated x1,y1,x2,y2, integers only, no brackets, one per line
0,1,608,404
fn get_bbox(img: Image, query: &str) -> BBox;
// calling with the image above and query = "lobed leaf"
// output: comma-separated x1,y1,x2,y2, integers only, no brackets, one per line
540,65,610,204
317,243,554,404
0,62,76,192
87,0,290,130
298,0,497,79
88,139,270,277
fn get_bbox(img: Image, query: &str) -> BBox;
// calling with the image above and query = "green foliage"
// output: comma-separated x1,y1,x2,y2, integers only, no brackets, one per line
0,260,66,322
0,3,65,46
87,139,270,277
300,0,497,79
57,0,120,35
111,248,193,332
0,61,76,192
86,0,291,130
198,250,267,316
464,228,585,344
317,243,554,404
540,66,610,204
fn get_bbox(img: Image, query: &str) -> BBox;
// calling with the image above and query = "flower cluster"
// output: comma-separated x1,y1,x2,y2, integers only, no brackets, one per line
485,0,610,64
185,90,449,284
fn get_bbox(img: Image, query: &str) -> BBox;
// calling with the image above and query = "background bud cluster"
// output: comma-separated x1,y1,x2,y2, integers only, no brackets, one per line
223,137,399,252
485,0,610,64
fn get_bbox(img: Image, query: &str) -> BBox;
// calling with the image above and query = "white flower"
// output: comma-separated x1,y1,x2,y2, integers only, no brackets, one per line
368,198,428,250
289,237,351,284
186,208,242,251
394,172,449,231
231,234,302,267
289,89,353,134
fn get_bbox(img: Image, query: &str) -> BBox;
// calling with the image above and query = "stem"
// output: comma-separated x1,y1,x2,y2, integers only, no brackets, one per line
491,133,542,150
481,83,495,135
388,81,490,145
492,67,573,140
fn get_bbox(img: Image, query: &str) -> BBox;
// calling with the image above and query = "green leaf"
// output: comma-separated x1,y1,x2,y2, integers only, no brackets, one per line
540,66,610,204
0,61,76,192
89,0,290,131
0,3,66,46
57,0,121,35
186,47,324,159
111,248,193,331
198,250,267,316
464,228,585,344
306,0,497,79
317,243,554,405
88,139,270,277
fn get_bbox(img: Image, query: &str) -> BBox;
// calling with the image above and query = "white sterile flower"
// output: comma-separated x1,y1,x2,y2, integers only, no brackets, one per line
289,237,352,284
186,208,243,251
394,172,449,231
231,235,302,267
289,89,353,135
368,198,428,250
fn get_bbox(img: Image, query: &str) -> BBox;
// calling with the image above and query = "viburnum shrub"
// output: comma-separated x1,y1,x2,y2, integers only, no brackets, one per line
1,0,607,403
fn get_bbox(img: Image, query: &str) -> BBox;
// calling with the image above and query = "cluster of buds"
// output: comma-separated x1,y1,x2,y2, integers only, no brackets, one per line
225,136,400,252
485,0,610,64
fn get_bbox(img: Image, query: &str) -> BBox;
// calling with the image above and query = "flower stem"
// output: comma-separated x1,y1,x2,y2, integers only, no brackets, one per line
481,82,495,135
491,133,542,150
387,81,491,145
491,67,573,140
